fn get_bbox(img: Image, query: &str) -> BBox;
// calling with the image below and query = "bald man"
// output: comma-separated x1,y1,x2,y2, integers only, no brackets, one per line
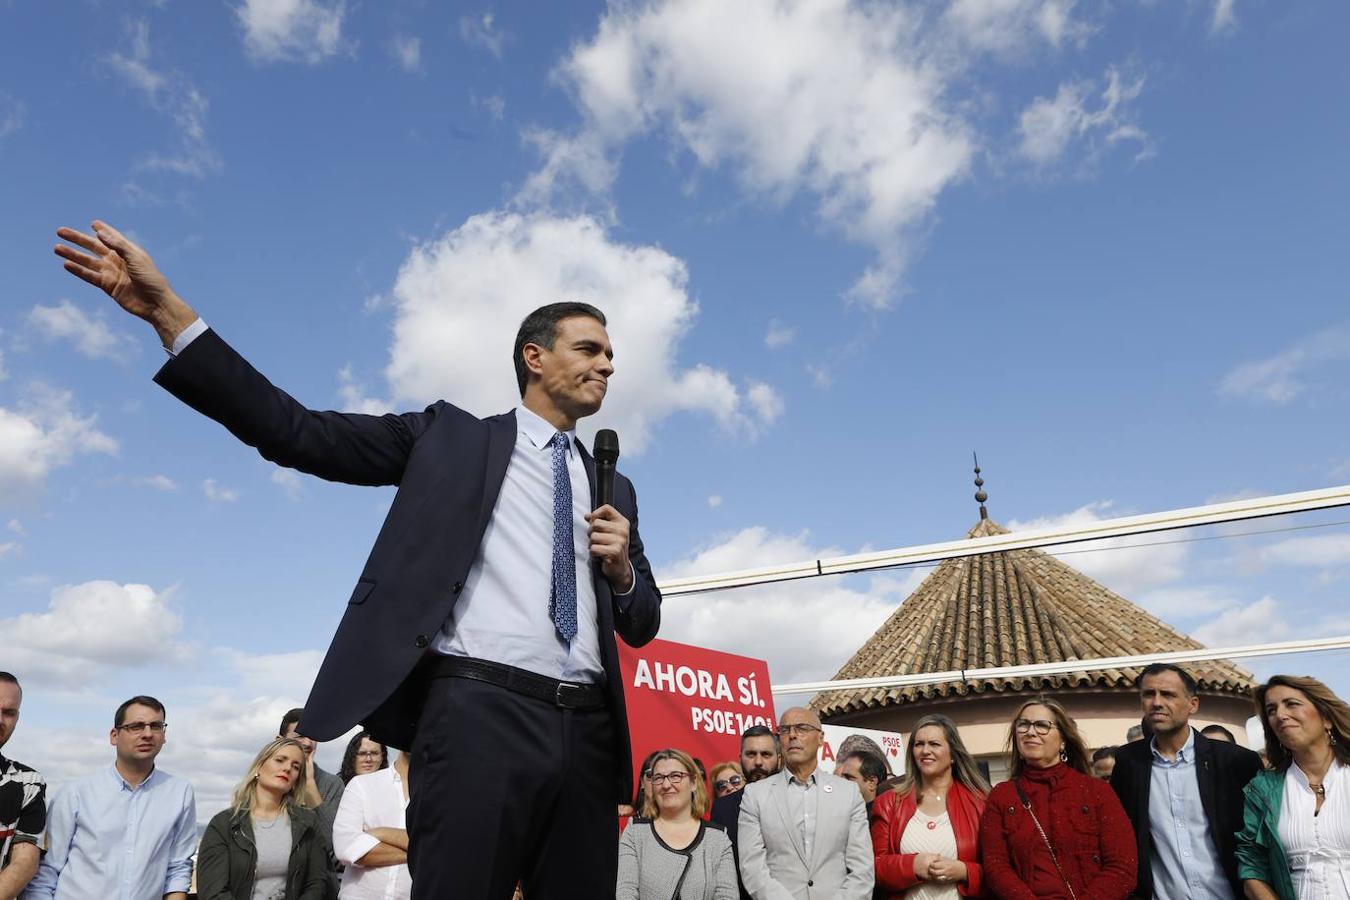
736,707,873,899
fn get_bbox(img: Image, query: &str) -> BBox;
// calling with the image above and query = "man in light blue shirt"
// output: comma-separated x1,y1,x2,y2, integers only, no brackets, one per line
1109,664,1262,900
24,695,196,900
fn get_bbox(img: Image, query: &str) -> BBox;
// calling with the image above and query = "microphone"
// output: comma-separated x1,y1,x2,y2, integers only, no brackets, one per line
593,429,619,509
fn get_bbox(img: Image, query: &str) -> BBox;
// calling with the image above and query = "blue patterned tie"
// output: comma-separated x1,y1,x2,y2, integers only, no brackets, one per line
550,432,578,641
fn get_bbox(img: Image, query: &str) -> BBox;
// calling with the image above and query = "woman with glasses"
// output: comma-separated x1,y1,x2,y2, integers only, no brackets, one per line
198,737,334,900
870,714,990,898
338,732,387,785
979,697,1135,900
333,749,411,900
616,748,738,899
1236,675,1350,900
709,762,745,799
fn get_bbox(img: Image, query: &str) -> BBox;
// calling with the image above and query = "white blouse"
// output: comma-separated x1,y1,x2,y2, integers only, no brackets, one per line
1278,761,1350,900
898,809,960,900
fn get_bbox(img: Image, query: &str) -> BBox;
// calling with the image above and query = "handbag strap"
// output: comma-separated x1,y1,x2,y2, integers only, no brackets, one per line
1013,778,1079,900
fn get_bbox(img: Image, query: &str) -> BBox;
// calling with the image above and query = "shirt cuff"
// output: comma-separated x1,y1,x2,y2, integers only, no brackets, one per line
166,318,208,357
337,832,381,867
613,561,637,610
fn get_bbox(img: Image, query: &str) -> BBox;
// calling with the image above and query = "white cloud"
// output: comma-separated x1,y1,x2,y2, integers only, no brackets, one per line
1210,0,1237,34
1191,595,1288,648
28,300,136,362
6,518,23,536
1008,500,1189,597
132,474,178,491
473,92,506,122
374,210,780,453
459,11,506,57
1,581,183,686
1260,535,1350,569
1017,65,1150,167
202,478,239,502
389,34,420,72
1136,585,1237,620
237,0,346,64
1219,323,1350,405
541,0,993,309
271,467,303,499
940,0,1091,55
764,319,795,349
0,92,25,140
104,19,220,179
0,541,19,559
706,495,722,509
659,527,898,685
0,386,118,501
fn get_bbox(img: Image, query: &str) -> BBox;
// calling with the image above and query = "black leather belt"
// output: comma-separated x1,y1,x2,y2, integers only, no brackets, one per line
429,655,606,710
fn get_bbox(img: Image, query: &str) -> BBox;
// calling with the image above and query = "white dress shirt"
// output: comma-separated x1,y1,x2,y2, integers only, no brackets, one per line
432,403,603,682
333,767,411,900
1279,761,1350,900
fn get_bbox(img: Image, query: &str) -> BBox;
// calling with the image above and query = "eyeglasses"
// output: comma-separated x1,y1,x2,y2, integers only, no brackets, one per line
714,776,744,791
777,724,822,737
116,721,167,735
645,771,689,786
355,750,382,759
1014,719,1056,736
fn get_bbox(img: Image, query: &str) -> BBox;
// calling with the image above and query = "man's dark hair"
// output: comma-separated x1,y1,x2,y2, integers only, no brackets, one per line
1092,746,1117,763
0,672,19,694
512,302,607,397
740,724,781,752
114,695,165,728
279,707,305,737
839,750,886,784
1200,724,1237,743
1137,663,1198,696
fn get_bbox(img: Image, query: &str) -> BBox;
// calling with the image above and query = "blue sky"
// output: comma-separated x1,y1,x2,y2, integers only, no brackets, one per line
3,0,1350,814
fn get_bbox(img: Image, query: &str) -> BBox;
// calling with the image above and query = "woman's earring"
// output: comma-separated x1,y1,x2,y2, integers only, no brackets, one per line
1329,730,1338,746
1059,749,1068,762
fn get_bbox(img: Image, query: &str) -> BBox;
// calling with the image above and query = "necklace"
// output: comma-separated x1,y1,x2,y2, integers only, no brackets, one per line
255,811,285,830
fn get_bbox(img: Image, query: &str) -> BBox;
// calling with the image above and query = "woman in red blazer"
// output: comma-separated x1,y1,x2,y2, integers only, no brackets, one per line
871,713,991,898
978,696,1136,900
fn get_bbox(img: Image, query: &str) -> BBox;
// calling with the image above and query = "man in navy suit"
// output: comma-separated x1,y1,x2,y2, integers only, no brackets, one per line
55,220,663,899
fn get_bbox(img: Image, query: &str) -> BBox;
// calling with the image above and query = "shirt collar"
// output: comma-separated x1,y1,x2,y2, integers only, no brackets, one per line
515,405,577,455
109,763,158,792
785,767,818,787
1150,727,1197,764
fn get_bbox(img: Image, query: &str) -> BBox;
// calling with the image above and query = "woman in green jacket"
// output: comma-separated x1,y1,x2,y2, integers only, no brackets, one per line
198,737,335,900
1236,675,1350,900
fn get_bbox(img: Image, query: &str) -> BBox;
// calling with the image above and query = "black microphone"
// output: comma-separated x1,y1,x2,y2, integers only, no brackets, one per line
593,429,619,509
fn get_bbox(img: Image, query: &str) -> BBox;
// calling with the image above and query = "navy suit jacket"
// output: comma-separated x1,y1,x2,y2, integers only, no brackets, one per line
154,329,662,801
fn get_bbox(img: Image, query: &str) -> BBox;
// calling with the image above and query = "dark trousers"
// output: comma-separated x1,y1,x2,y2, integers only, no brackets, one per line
406,673,620,899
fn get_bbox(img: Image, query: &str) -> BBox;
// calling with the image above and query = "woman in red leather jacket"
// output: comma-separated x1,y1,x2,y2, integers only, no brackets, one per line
978,697,1136,900
871,714,991,898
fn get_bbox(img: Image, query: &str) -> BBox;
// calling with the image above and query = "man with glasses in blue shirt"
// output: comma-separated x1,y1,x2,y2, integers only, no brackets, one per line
25,696,197,900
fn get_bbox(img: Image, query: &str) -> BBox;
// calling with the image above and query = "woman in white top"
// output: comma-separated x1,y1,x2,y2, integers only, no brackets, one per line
1238,675,1350,900
332,751,411,900
870,714,991,899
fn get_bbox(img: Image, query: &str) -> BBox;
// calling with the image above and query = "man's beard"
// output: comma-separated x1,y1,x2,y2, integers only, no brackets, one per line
745,765,779,783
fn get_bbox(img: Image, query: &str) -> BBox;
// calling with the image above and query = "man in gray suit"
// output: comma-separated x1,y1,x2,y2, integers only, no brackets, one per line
737,707,874,900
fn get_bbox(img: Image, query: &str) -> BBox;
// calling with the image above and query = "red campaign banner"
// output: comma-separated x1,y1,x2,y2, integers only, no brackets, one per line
619,637,777,801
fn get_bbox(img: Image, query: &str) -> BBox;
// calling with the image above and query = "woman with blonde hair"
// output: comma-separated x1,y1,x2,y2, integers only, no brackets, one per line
1237,674,1350,899
198,737,334,900
979,696,1135,899
616,748,738,899
870,713,990,898
708,761,745,799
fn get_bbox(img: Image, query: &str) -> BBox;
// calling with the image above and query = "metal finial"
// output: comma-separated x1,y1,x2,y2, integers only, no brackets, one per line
973,451,988,519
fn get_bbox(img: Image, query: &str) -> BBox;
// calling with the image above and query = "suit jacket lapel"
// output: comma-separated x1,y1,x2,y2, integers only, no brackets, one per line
1194,732,1221,840
808,778,833,874
476,412,516,533
771,778,809,867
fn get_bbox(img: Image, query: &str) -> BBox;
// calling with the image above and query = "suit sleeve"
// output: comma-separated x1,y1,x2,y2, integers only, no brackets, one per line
977,789,1038,900
1082,783,1137,900
612,477,660,648
153,328,432,487
841,789,877,899
871,792,920,891
736,788,796,900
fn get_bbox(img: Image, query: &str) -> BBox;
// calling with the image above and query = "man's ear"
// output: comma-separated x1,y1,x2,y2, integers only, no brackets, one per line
521,341,545,379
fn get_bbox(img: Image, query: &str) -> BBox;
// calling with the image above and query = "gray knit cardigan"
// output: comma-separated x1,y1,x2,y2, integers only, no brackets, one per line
616,819,739,900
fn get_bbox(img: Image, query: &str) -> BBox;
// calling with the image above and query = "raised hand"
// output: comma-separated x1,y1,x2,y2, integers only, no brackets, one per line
54,221,197,348
586,505,634,593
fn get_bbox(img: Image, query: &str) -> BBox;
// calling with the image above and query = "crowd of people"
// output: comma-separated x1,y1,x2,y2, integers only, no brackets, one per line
3,663,1350,899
